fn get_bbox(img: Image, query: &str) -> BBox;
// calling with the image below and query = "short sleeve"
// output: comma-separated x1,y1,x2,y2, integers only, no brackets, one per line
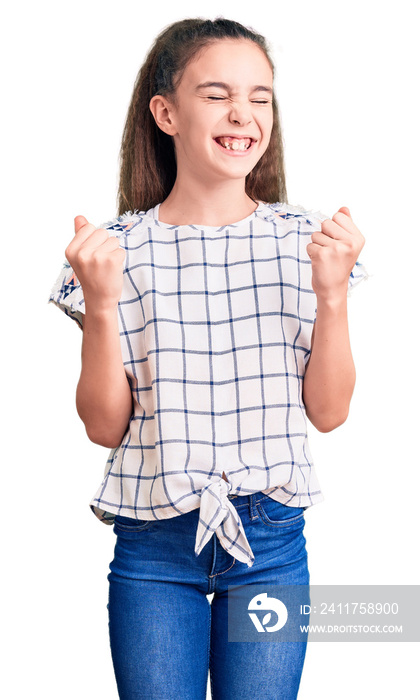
48,211,144,329
48,261,85,329
347,260,369,296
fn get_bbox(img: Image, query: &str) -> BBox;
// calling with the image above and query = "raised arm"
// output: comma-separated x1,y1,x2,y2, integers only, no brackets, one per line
302,207,365,432
65,215,132,448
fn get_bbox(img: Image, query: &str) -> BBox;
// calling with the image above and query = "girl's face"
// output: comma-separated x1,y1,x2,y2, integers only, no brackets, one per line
156,40,274,187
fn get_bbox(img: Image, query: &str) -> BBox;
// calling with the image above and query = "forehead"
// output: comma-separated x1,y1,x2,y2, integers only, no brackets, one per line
179,39,273,90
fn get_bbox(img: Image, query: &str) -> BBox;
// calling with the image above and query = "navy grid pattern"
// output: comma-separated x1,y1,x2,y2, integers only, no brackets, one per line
49,201,368,566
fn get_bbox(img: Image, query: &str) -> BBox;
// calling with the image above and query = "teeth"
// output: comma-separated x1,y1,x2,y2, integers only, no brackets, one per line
217,137,252,151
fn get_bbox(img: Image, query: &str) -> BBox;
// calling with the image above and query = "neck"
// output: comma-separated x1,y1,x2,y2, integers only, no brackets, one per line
157,174,259,227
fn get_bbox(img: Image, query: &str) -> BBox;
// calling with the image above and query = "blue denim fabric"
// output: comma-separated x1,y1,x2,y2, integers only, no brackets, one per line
107,491,310,700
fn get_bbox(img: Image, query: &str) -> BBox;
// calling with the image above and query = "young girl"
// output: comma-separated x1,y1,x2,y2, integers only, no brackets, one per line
49,17,367,700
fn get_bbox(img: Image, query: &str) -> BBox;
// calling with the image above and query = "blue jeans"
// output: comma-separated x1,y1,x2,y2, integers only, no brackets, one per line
107,491,310,700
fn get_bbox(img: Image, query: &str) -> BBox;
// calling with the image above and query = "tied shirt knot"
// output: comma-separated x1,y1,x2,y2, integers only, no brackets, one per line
194,477,255,567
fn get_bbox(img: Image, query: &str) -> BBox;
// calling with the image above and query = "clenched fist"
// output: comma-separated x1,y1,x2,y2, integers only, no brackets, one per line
306,206,365,302
65,215,126,313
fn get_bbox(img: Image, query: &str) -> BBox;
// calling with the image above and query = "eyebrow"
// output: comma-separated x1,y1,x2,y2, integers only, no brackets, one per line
195,81,273,94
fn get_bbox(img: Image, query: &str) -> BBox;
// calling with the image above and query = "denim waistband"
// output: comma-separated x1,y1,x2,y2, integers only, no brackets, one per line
227,491,268,506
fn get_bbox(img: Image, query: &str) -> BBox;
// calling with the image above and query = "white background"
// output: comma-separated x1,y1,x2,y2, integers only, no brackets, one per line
2,0,419,697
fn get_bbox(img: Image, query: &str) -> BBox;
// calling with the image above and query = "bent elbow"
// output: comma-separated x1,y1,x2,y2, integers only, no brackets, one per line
85,429,122,449
320,414,349,433
83,423,125,449
309,409,349,433
76,400,128,448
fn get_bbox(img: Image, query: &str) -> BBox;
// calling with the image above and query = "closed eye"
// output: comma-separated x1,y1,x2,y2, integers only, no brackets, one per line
205,96,270,104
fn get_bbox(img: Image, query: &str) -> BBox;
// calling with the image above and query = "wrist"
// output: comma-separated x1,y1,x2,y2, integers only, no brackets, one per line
315,284,348,309
315,291,348,318
84,299,119,323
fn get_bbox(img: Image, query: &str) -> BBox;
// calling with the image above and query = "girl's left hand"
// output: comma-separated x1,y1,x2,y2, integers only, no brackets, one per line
307,206,365,302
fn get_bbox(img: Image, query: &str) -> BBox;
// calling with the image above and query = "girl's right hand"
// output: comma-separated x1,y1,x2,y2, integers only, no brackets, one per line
65,215,126,313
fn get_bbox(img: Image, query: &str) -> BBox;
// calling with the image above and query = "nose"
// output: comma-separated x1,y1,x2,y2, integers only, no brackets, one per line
228,101,252,126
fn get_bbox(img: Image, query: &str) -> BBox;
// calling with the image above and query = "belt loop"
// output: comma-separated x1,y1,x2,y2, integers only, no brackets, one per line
248,493,259,520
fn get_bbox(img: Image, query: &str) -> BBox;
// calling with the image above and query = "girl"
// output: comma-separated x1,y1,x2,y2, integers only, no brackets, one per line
49,17,367,700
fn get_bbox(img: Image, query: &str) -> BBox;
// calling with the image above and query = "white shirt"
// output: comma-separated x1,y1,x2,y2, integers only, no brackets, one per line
49,200,368,567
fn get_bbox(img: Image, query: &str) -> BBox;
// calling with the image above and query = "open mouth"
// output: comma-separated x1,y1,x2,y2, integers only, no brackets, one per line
214,136,254,151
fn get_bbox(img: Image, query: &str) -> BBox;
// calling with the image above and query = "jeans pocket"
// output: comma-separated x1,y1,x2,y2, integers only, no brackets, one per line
256,496,304,527
113,514,154,533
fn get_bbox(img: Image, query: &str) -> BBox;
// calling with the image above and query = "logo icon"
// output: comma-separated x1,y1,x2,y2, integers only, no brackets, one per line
248,593,288,632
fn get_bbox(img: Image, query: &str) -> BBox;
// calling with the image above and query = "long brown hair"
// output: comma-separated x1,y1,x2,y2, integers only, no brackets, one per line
117,18,288,216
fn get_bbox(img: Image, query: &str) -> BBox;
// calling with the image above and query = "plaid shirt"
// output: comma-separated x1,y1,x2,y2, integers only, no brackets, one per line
49,201,368,567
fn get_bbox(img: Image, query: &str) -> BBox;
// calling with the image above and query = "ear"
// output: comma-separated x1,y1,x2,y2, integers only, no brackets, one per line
149,95,178,136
